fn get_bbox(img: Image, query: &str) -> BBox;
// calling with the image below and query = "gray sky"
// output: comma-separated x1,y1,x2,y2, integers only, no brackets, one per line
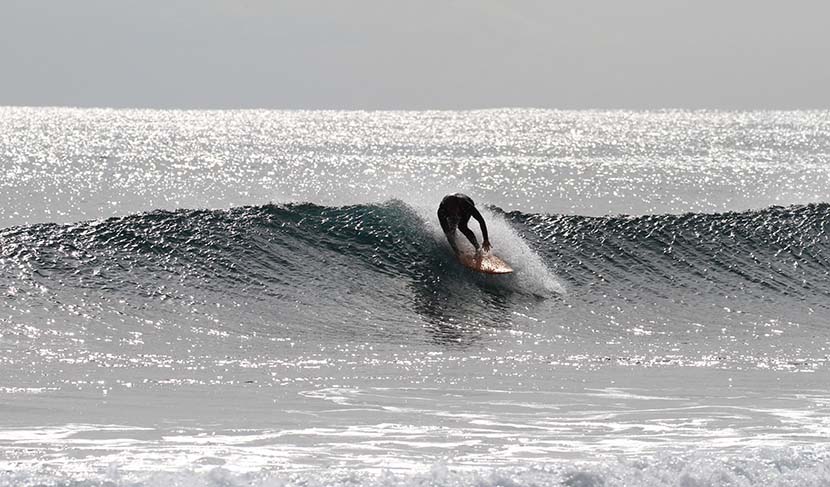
2,0,829,109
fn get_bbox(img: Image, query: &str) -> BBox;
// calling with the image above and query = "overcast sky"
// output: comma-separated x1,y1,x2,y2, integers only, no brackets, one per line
2,0,829,109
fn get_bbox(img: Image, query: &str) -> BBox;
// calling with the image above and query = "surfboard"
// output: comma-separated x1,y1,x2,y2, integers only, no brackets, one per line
457,251,513,275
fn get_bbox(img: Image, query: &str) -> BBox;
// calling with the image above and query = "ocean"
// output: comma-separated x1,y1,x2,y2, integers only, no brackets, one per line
1,107,829,486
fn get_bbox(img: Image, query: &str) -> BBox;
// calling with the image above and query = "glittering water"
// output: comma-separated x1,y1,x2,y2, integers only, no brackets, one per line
1,108,830,486
2,108,830,227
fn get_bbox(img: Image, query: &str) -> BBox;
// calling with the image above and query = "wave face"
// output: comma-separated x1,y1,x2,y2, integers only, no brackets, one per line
3,201,828,362
1,202,555,346
513,202,830,307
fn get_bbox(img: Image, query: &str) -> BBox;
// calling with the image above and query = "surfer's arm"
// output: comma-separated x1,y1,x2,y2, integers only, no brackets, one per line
470,207,490,251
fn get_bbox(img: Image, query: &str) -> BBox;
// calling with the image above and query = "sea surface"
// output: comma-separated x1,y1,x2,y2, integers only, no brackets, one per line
1,108,829,486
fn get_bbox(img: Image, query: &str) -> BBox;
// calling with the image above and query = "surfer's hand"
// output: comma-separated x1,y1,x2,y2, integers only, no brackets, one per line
482,240,491,252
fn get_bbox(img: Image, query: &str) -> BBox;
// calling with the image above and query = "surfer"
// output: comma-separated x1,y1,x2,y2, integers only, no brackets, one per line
437,193,490,256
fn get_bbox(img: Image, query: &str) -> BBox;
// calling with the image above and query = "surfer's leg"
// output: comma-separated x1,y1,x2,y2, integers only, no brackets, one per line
438,211,460,254
458,218,479,250
446,234,460,254
438,210,450,233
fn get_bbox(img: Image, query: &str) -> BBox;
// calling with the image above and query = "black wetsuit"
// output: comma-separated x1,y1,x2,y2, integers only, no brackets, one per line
437,193,489,254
